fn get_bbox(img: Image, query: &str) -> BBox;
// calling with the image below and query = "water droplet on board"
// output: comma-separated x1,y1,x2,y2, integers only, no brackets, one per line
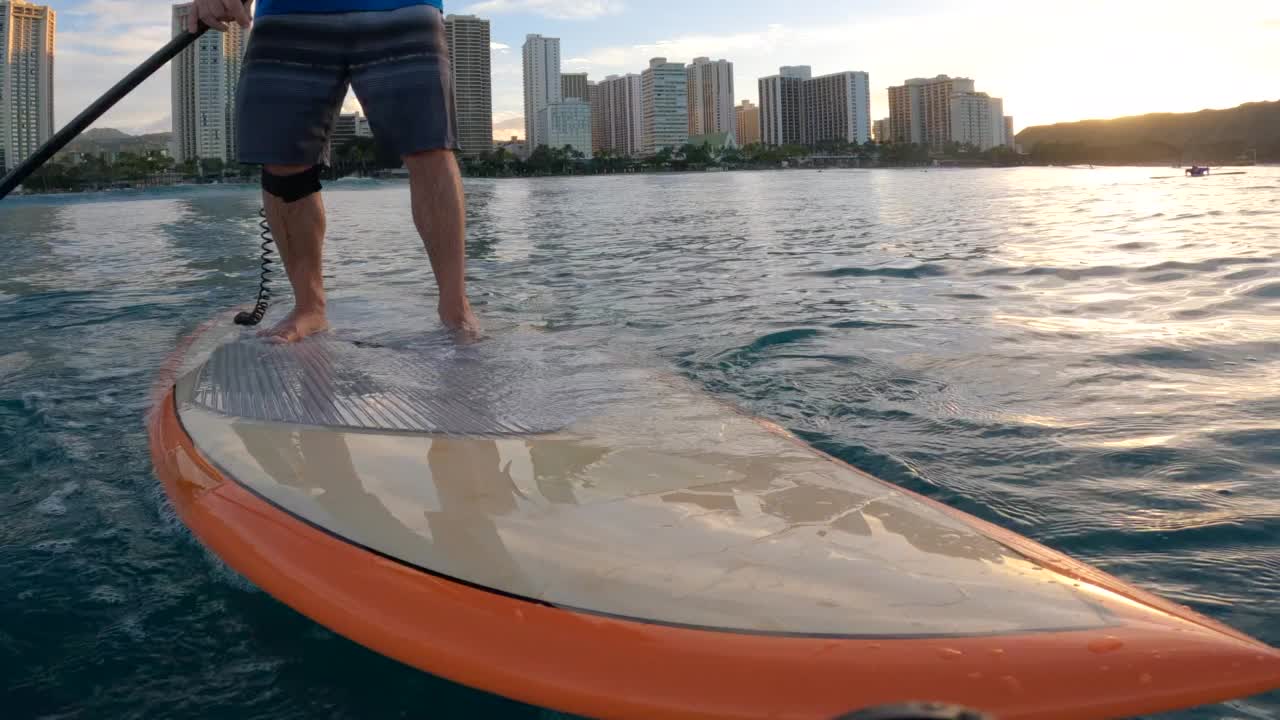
1088,636,1124,654
1139,673,1153,685
1000,675,1023,693
938,647,964,660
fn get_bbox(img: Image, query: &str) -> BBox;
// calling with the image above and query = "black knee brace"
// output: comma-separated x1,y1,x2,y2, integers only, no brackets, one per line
262,165,323,203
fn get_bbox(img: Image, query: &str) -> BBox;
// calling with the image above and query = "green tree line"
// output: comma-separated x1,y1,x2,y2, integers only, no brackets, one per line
21,151,259,192
460,139,1024,177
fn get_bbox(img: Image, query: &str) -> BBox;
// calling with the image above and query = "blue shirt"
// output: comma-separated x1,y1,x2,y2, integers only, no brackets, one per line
256,0,441,16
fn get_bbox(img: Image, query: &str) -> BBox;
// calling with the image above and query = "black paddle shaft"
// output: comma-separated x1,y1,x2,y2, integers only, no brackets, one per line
0,1,252,200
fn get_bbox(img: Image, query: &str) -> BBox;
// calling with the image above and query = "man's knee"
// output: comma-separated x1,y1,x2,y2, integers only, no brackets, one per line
403,149,456,170
262,164,323,203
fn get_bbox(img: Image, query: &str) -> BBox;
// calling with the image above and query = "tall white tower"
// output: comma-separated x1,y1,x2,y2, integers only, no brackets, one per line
521,33,561,148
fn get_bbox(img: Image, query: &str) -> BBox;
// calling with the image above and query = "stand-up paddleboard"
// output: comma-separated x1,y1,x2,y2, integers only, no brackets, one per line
149,309,1280,720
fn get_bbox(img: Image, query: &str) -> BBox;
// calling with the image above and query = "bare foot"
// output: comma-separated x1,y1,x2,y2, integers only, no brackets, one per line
439,301,480,342
258,307,330,344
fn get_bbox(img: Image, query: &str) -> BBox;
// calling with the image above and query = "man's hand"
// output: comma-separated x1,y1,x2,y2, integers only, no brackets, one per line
187,0,252,34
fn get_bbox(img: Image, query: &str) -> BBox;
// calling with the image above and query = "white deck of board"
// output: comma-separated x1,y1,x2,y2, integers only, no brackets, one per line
176,329,1110,636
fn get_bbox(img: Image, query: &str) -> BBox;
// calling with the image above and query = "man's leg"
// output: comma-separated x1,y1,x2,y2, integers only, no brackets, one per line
404,150,477,335
260,163,330,343
348,4,476,336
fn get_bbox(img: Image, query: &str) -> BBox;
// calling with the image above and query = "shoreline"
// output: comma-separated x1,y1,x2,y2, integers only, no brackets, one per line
7,163,1270,198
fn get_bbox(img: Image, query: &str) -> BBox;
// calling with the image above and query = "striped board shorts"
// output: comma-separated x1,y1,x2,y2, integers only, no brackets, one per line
234,4,459,166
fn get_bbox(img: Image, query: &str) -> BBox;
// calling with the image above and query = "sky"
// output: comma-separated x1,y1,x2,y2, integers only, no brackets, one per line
45,0,1280,138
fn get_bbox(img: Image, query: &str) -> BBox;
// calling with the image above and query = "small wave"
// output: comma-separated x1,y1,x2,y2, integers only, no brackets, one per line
1142,257,1271,273
1135,272,1186,284
1213,428,1280,448
974,265,1126,280
1223,268,1271,281
32,538,77,553
830,320,918,330
811,263,947,279
937,292,988,300
738,328,823,351
33,481,79,516
1245,282,1280,298
88,585,127,605
1103,347,1217,369
0,351,32,382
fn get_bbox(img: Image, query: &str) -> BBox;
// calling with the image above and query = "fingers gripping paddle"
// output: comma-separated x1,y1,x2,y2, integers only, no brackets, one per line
0,1,253,200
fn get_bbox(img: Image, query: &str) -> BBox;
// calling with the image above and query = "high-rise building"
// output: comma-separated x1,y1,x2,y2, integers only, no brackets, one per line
887,75,975,149
872,117,888,142
445,14,492,157
334,114,356,146
1003,115,1015,149
758,65,809,147
640,57,687,156
561,72,588,102
170,3,245,164
735,100,760,146
886,81,922,144
921,75,973,148
598,73,642,157
802,70,870,146
333,113,368,147
588,81,605,154
949,91,1005,151
0,0,55,173
356,115,373,138
686,57,735,144
522,34,561,148
537,99,591,157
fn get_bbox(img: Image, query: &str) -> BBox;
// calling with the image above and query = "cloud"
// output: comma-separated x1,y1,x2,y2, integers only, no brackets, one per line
562,24,811,72
461,0,623,20
133,114,173,134
52,1,182,133
490,41,510,51
493,116,525,130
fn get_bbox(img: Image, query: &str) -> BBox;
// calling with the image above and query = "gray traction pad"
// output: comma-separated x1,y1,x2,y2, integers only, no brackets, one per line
189,335,581,435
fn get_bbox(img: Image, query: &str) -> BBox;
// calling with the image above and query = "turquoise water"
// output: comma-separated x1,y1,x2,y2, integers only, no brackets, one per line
2,168,1278,718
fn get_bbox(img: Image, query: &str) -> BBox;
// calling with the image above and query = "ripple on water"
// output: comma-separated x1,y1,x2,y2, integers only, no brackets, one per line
33,481,79,517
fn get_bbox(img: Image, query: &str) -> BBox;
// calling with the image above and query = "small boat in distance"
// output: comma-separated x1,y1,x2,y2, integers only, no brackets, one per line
1149,167,1249,179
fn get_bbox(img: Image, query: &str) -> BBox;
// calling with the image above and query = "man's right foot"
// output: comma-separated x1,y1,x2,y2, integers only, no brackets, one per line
259,307,330,344
439,301,480,342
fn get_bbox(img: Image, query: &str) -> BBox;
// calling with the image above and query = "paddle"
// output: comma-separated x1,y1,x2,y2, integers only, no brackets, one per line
0,1,253,200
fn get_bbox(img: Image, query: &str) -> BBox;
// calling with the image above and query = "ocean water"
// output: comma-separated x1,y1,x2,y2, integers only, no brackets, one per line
1,167,1278,719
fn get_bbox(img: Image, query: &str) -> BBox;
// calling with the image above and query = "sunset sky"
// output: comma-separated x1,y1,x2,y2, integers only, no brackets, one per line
49,0,1280,138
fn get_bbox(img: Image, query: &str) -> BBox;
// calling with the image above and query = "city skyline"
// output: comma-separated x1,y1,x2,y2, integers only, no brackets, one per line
18,1,1280,140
